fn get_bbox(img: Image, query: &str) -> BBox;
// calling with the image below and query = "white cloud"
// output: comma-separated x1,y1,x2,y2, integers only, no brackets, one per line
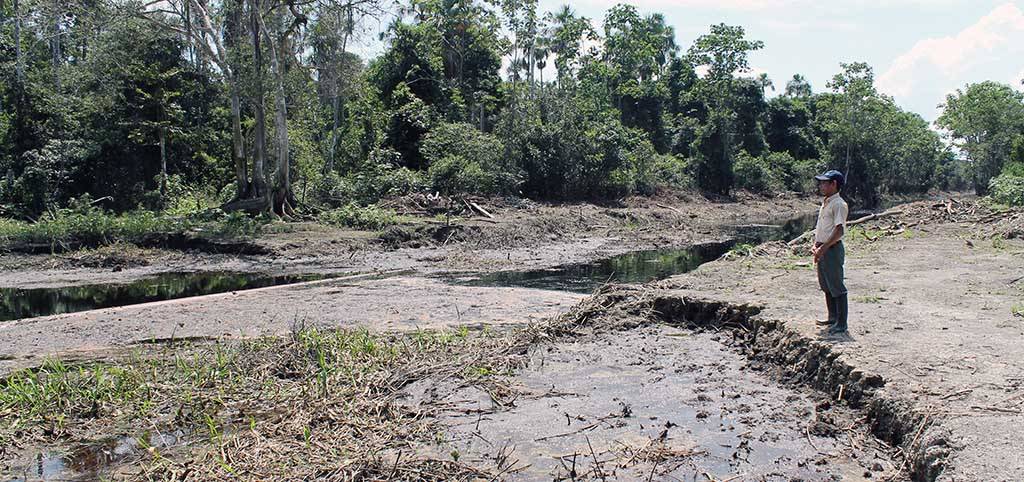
877,3,1024,118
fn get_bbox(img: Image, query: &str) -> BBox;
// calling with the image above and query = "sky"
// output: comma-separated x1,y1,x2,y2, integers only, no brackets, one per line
355,0,1024,122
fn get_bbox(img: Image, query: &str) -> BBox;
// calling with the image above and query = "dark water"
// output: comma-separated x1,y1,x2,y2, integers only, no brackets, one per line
0,271,339,322
6,431,185,482
451,213,816,293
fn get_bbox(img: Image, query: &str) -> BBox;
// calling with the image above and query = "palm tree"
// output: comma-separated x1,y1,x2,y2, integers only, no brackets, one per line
757,72,774,97
545,5,576,84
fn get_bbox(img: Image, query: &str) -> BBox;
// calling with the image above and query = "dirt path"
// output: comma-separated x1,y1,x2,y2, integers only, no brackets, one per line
653,206,1024,480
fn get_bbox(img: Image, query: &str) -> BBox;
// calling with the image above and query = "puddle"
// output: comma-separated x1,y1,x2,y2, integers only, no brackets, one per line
451,213,816,293
6,431,185,481
407,325,896,480
0,271,346,322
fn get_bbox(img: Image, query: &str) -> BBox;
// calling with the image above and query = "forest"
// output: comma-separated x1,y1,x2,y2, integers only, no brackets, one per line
2,0,1024,226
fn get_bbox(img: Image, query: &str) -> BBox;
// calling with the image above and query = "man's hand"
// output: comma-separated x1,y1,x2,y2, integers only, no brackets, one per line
813,244,826,263
812,243,825,263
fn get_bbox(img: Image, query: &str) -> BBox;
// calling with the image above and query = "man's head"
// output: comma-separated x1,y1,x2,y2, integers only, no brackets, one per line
815,170,844,197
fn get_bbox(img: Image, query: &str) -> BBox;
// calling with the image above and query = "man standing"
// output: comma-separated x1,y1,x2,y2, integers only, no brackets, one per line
812,170,849,336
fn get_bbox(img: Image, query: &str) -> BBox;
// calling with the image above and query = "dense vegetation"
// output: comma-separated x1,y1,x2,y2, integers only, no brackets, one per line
1,0,1022,224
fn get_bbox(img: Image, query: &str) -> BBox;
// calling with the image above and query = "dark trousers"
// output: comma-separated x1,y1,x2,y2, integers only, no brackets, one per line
817,241,848,331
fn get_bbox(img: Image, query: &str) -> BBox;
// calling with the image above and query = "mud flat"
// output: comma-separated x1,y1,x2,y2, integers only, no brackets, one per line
0,274,584,374
409,324,898,480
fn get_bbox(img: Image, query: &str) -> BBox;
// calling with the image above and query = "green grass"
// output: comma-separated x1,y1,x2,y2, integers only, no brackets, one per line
1013,305,1024,318
0,326,512,478
317,203,404,230
0,207,266,250
727,243,756,257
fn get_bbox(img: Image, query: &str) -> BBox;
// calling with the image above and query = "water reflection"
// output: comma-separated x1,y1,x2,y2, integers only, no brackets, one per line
0,272,338,322
453,213,817,293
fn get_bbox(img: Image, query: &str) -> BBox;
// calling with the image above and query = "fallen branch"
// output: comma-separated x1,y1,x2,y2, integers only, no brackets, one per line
467,200,494,219
655,203,683,215
788,209,904,246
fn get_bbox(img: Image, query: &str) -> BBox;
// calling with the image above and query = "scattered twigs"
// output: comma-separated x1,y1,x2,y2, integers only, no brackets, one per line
889,411,933,481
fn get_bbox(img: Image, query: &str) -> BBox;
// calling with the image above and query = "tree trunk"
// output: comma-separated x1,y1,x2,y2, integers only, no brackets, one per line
159,128,168,197
229,77,249,197
266,26,292,215
14,0,23,83
51,0,61,91
250,0,269,209
327,93,340,174
326,10,351,176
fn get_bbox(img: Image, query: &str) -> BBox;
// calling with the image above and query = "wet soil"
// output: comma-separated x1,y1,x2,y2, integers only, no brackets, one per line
405,325,899,481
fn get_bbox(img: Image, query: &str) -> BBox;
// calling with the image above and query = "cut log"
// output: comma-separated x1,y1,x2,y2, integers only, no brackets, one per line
468,201,494,219
655,203,683,215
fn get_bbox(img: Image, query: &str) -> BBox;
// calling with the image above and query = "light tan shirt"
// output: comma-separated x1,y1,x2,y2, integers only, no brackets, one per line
814,193,849,244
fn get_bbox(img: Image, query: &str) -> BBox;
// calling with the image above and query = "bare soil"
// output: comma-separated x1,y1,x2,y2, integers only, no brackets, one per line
652,200,1024,481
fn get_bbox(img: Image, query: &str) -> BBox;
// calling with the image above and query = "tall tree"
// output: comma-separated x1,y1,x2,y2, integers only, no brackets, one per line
687,23,763,195
785,74,812,98
937,81,1024,194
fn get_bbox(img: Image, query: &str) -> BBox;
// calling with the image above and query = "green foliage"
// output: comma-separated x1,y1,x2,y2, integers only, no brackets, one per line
0,0,992,220
0,194,267,249
318,203,401,230
421,122,519,194
652,154,693,189
733,151,789,193
988,173,1024,207
937,82,1024,194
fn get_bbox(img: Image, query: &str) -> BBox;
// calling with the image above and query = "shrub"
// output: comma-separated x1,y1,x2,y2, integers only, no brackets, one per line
988,173,1024,207
652,154,694,189
734,151,784,193
428,155,500,195
421,123,519,195
318,203,401,230
312,152,428,208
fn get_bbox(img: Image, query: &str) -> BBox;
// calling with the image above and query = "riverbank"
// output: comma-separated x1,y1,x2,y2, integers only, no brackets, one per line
649,199,1024,480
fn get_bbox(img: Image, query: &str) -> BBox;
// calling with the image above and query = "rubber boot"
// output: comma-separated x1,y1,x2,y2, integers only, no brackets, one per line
829,294,848,334
816,294,836,326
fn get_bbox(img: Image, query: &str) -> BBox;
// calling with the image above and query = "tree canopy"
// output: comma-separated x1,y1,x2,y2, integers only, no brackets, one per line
0,0,998,221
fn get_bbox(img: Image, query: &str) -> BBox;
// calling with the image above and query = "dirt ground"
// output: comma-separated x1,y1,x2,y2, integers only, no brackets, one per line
4,193,1018,481
653,204,1024,481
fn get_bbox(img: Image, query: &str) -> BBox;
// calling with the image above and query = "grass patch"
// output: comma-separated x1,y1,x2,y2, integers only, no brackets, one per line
854,295,886,304
1013,305,1024,318
0,202,266,251
318,203,404,230
727,243,756,258
0,325,525,479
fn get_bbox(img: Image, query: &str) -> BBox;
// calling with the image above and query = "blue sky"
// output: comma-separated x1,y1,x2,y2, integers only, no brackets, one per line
540,0,1024,121
356,0,1024,122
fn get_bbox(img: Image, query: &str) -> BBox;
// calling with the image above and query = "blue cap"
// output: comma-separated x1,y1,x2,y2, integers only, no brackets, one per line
814,169,845,186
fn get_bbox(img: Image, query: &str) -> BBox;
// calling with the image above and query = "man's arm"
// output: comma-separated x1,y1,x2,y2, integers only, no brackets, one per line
813,224,843,262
